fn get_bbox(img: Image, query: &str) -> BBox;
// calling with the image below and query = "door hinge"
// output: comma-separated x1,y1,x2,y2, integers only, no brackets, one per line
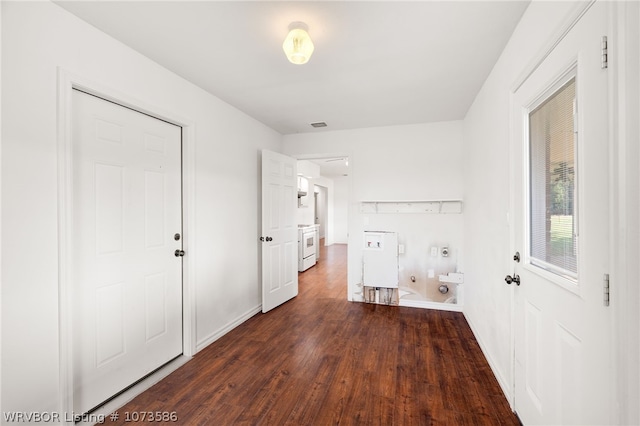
603,273,610,306
601,36,608,69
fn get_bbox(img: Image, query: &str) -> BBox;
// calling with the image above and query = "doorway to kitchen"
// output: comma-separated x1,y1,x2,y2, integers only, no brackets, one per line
295,155,349,282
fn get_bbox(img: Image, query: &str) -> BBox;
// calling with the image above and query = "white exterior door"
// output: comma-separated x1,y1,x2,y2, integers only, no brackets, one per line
261,150,298,313
72,90,183,414
510,2,611,424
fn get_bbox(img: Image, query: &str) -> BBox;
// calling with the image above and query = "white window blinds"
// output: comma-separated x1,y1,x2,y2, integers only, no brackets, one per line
529,78,577,279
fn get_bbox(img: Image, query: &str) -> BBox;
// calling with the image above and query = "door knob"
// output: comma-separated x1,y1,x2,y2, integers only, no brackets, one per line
513,251,520,262
266,237,273,242
505,274,520,286
174,249,185,257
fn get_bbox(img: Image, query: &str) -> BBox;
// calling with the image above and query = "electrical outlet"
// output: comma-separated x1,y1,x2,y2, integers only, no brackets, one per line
430,247,438,257
398,244,405,254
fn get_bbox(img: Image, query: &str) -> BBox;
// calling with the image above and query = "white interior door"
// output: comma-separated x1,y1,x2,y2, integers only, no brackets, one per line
261,149,298,313
511,2,611,424
72,90,183,414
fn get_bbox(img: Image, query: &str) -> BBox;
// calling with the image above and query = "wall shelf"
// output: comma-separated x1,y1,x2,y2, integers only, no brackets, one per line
360,200,463,214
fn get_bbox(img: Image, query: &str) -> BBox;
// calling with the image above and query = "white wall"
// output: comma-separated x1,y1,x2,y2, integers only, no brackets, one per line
283,121,464,301
1,1,281,414
462,1,640,416
0,1,3,418
314,185,327,239
312,176,336,245
296,193,315,225
636,4,640,419
612,1,640,422
294,160,338,244
332,176,349,244
296,182,327,228
462,0,575,405
295,160,319,225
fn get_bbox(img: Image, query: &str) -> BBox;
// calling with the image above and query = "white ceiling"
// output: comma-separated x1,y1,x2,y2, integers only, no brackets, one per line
310,157,350,178
55,1,530,135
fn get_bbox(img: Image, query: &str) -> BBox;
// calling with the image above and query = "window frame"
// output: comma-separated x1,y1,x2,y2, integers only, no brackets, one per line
522,66,580,293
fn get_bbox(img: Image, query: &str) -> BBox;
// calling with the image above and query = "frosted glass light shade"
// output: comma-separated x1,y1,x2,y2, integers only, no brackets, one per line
282,22,314,65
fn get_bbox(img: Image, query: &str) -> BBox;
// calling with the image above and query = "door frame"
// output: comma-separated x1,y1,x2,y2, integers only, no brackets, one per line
609,1,640,422
508,0,633,419
289,152,353,298
292,153,351,284
56,68,197,418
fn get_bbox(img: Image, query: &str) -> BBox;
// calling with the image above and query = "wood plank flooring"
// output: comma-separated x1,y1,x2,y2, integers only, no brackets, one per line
104,242,519,425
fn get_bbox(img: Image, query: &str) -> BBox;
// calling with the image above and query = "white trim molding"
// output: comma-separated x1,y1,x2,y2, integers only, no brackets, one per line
608,1,640,423
195,304,262,352
0,1,4,418
464,312,513,408
511,0,596,93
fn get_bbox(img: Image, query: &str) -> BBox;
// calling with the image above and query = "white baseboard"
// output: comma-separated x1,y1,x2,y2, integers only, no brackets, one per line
195,304,262,353
76,304,263,424
398,299,463,312
80,355,191,425
464,312,514,409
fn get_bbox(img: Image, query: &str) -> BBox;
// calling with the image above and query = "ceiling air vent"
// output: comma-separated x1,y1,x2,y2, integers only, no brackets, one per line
310,121,327,128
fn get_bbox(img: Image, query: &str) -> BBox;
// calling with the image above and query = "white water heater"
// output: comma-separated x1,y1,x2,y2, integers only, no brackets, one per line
363,231,399,288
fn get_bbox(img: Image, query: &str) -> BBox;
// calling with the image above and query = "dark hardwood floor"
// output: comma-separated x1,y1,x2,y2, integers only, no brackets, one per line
105,242,519,425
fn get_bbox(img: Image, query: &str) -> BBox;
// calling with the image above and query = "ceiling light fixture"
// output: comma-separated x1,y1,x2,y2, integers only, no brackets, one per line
283,22,314,65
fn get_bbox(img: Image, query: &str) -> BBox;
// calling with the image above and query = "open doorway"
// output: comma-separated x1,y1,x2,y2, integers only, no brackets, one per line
295,156,349,273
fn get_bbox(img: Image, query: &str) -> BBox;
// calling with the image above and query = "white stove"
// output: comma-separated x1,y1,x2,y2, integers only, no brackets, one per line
298,225,317,272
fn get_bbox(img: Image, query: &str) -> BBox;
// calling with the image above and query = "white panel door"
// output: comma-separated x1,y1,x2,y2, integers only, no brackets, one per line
72,90,183,414
261,150,298,313
511,2,611,424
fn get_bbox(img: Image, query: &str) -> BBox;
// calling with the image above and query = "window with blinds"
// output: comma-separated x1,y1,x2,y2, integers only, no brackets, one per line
528,78,577,280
